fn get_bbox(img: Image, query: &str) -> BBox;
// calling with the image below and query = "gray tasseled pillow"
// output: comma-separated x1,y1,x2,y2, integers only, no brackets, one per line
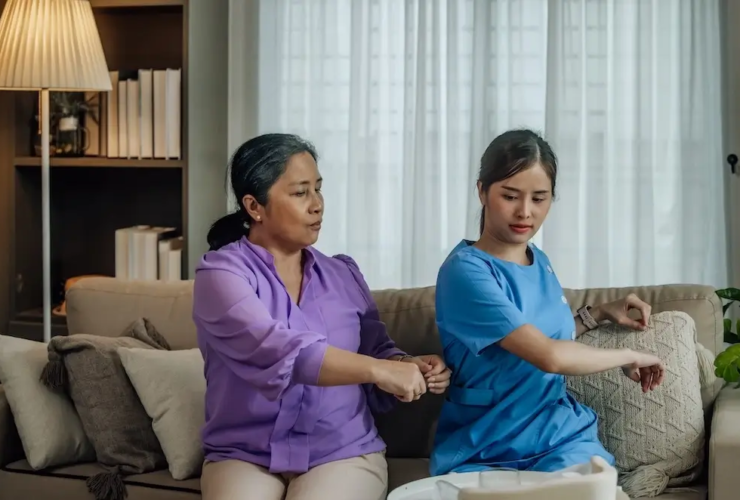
41,317,170,500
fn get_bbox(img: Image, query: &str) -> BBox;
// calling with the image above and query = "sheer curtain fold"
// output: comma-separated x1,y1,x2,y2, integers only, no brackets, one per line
230,0,726,291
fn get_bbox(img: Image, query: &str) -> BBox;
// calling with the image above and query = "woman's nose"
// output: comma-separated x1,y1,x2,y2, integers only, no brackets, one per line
310,195,323,213
515,201,532,219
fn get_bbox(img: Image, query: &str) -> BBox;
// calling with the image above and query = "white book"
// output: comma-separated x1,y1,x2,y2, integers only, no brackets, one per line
158,236,184,281
153,70,167,158
114,225,149,279
133,227,178,280
118,80,128,158
106,71,119,158
165,68,181,159
126,79,140,159
167,248,182,281
139,69,154,159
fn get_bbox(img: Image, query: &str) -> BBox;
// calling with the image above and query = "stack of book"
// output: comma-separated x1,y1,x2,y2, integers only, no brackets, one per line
114,226,183,281
84,68,182,159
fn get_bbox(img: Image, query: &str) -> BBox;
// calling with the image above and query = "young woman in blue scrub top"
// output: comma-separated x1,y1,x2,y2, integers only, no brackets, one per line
430,129,666,477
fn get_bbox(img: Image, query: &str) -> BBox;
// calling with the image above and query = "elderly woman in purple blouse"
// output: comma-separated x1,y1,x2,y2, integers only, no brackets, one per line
193,133,452,500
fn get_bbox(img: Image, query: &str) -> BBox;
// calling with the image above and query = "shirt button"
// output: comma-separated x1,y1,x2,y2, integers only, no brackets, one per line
561,295,568,304
547,265,553,273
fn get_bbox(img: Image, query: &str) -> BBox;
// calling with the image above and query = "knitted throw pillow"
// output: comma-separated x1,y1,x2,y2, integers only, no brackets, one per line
565,311,710,499
41,318,170,500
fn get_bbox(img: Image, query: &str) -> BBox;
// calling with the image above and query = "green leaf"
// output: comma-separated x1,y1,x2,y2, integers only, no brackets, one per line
725,331,740,344
714,345,740,383
717,288,740,301
724,302,733,315
724,364,740,383
725,318,732,333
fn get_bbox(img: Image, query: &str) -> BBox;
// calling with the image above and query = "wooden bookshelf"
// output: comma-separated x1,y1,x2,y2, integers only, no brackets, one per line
14,157,184,168
0,0,193,340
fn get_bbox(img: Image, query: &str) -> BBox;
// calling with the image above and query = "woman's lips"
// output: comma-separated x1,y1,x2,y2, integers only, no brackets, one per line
509,224,532,234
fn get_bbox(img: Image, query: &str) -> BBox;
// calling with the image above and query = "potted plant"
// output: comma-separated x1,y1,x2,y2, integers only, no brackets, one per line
50,92,95,156
713,287,740,385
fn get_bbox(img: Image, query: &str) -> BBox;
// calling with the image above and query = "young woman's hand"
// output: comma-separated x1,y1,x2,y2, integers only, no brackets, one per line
402,355,452,394
596,294,652,331
371,359,427,402
621,350,665,392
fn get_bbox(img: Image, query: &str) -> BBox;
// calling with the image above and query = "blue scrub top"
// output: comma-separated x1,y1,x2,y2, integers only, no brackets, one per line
430,240,614,476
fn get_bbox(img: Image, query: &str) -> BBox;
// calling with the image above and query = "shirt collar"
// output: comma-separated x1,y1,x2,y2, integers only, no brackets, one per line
240,236,318,272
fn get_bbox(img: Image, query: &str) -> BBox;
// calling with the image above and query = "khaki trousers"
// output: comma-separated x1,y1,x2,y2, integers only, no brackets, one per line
200,452,388,500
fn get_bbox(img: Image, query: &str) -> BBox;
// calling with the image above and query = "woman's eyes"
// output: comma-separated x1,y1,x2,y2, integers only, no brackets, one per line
293,188,321,197
503,195,546,203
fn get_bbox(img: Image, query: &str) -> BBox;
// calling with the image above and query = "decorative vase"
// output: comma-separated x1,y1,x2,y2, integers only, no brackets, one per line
54,115,89,156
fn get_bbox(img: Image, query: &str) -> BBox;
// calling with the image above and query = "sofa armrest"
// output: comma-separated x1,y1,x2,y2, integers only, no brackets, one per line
0,385,24,467
710,385,740,500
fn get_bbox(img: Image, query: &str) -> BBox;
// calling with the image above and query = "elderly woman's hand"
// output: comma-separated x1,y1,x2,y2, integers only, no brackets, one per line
402,355,452,394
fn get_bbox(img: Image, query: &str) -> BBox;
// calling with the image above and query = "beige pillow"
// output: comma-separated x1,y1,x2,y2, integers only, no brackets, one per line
118,347,205,480
0,335,95,469
566,311,707,498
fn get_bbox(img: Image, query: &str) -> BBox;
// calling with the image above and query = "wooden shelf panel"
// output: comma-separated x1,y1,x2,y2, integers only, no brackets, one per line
91,0,185,8
15,308,68,326
15,157,184,168
13,167,184,314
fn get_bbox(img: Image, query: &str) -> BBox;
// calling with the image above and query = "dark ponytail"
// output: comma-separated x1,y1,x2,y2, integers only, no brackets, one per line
477,129,557,235
206,133,319,251
207,212,247,251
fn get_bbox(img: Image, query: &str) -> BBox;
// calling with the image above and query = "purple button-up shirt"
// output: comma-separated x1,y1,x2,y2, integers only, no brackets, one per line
192,237,405,474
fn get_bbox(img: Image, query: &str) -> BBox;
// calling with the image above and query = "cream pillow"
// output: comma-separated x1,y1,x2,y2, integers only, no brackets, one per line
566,311,709,499
118,347,205,480
0,335,95,469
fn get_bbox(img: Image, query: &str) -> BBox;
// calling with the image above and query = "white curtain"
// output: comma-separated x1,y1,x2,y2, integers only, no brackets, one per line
233,0,726,291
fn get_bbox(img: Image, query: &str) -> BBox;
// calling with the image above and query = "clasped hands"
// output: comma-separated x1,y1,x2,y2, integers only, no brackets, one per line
591,293,665,393
373,354,451,403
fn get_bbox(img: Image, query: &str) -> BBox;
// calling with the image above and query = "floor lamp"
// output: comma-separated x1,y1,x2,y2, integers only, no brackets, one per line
0,0,111,343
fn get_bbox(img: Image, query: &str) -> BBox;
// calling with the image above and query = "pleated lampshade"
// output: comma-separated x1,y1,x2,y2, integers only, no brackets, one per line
0,0,111,91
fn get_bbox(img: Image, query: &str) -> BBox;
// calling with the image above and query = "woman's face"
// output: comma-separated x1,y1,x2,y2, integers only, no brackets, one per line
243,151,324,249
479,162,553,245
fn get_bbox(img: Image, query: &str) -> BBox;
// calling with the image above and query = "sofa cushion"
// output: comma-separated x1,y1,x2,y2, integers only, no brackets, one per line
0,385,23,467
118,347,206,480
386,457,431,492
0,336,95,470
66,279,197,350
1,458,708,500
0,461,199,500
42,317,170,489
370,286,448,460
566,311,707,498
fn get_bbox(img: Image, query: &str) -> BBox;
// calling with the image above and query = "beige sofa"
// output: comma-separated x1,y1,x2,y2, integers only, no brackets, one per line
0,278,738,500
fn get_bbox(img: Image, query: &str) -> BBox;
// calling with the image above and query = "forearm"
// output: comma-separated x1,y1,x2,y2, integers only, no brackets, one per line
501,323,635,375
316,346,381,386
549,340,635,375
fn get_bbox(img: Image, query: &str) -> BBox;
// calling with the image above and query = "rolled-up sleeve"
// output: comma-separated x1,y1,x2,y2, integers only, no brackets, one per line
436,254,527,355
334,254,405,413
193,268,328,401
